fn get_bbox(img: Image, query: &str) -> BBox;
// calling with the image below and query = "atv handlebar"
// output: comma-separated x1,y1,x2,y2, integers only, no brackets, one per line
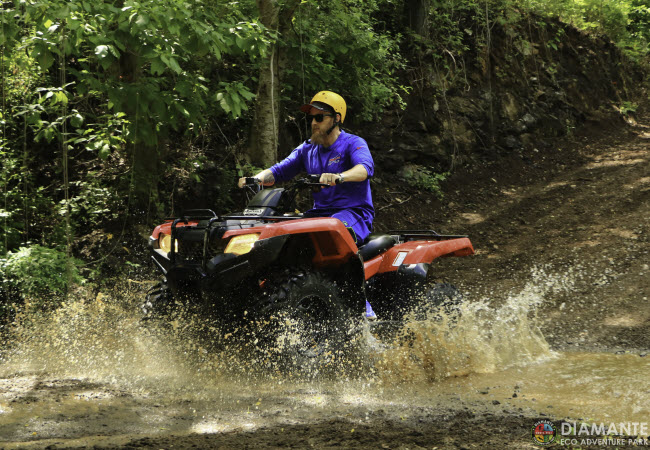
242,174,338,188
309,173,343,185
298,174,331,188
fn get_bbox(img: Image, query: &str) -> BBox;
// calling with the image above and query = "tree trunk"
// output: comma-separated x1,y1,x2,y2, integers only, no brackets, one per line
120,52,162,217
248,0,300,167
405,0,430,38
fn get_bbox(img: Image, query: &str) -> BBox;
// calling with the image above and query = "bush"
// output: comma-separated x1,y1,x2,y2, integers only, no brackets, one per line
400,164,449,199
0,245,84,312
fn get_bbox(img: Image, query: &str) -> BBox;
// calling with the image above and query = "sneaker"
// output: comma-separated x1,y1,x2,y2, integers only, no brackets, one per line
365,300,377,320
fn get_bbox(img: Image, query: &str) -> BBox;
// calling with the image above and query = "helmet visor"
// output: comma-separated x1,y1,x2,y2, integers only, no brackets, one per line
300,101,335,115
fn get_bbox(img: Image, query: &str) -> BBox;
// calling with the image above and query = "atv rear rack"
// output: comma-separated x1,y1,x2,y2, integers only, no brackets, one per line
387,229,468,242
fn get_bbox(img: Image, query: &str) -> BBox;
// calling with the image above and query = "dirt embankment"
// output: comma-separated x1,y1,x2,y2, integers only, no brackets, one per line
376,104,649,355
365,15,642,176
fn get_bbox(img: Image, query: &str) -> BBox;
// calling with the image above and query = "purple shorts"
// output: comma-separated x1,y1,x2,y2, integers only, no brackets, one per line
304,208,372,244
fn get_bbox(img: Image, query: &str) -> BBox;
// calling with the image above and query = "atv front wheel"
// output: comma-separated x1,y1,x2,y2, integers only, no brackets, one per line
258,270,355,371
142,280,174,319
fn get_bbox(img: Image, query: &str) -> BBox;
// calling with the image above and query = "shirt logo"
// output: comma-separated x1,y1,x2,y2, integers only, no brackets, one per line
328,155,341,166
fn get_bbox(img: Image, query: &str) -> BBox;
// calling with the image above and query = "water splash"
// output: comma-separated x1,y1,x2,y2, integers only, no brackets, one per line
0,266,575,387
0,292,230,392
373,266,574,383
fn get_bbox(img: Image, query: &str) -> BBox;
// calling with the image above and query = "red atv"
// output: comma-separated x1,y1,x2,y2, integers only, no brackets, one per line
146,175,474,361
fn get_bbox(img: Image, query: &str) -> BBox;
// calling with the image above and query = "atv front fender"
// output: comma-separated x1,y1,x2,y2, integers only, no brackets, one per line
203,234,291,282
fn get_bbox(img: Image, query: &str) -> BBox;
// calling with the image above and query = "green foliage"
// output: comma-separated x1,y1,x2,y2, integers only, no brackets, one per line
518,0,650,57
400,0,496,96
285,0,408,122
0,138,57,255
629,0,650,37
0,245,84,308
0,0,273,256
236,161,265,179
427,0,485,56
2,0,269,149
627,0,650,54
401,164,449,199
217,81,257,120
58,179,123,228
67,112,128,160
619,100,639,114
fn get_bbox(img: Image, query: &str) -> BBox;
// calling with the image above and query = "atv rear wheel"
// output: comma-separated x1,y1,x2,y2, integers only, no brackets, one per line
412,282,462,320
258,270,355,372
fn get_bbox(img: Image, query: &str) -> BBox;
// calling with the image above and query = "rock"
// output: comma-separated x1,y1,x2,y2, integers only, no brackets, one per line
504,135,521,149
501,92,520,121
522,113,536,125
514,121,528,133
520,133,535,148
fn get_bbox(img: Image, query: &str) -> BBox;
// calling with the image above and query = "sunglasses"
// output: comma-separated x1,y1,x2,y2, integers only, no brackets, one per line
307,113,334,123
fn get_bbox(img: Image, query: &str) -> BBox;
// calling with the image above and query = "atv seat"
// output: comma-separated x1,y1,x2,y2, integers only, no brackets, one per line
358,234,396,261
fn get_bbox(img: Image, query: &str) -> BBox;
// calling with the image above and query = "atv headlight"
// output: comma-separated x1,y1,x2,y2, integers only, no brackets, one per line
225,233,260,255
159,233,178,253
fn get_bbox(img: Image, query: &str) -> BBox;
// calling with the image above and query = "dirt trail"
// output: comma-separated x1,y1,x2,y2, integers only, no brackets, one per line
0,110,648,449
432,109,650,354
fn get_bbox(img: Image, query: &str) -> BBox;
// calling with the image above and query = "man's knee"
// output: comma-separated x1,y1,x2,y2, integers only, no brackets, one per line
332,214,369,244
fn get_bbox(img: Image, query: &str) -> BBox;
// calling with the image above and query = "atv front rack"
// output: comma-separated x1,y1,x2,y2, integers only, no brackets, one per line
221,215,303,221
167,211,304,266
165,209,218,221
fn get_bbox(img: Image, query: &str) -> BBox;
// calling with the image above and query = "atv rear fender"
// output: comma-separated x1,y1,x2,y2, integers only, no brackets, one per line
363,237,474,281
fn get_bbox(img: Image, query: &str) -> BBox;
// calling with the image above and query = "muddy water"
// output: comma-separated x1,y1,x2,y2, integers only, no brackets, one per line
442,352,650,424
0,269,647,446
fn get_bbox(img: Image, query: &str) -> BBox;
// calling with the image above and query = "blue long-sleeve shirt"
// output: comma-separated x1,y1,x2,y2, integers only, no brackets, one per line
270,130,375,238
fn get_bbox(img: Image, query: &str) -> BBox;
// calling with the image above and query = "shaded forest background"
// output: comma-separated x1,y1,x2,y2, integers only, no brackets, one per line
0,0,648,316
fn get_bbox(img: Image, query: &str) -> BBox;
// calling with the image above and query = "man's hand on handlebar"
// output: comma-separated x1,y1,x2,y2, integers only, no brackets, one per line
239,169,276,189
238,177,261,189
319,173,342,186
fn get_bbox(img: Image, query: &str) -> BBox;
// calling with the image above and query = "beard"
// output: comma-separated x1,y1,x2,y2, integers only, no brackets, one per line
310,127,328,145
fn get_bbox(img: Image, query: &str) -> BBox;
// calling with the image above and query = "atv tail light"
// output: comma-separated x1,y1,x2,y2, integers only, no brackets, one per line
225,233,260,255
159,233,178,253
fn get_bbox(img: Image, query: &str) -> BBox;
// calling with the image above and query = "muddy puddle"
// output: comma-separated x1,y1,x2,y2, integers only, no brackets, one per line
0,268,648,447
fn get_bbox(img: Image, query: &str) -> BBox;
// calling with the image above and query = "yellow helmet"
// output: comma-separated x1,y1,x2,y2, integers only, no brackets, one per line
300,91,347,124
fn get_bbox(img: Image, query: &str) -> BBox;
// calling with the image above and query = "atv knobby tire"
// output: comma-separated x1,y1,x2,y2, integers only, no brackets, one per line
257,270,355,372
412,282,462,320
142,280,174,319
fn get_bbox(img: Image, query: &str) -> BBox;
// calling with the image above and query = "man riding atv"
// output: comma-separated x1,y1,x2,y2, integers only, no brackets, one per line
238,91,374,245
145,91,473,370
